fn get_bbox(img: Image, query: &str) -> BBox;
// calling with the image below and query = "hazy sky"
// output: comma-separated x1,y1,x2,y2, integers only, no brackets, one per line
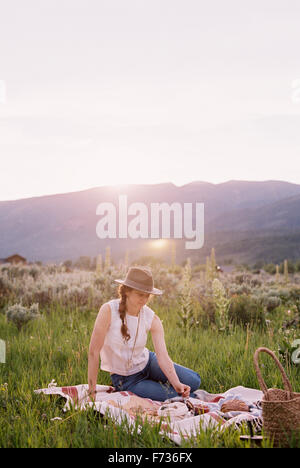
0,0,300,201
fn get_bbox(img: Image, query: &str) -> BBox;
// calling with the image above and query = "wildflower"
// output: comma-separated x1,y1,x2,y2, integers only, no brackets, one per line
212,278,230,330
48,379,57,388
177,258,195,336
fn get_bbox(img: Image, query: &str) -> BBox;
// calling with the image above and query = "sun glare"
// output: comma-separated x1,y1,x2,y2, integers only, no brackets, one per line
151,239,169,249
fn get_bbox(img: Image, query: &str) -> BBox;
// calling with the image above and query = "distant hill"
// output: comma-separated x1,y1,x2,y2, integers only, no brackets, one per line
1,180,300,265
208,193,300,232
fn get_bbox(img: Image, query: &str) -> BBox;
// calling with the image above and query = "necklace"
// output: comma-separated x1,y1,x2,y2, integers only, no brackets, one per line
125,312,141,370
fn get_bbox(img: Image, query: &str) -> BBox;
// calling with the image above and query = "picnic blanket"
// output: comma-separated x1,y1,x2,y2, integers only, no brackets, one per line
34,382,263,445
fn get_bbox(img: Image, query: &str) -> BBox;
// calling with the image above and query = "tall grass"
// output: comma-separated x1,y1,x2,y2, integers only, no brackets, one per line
1,297,299,448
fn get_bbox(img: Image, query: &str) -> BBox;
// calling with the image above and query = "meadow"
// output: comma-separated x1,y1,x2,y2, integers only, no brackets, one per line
0,257,299,448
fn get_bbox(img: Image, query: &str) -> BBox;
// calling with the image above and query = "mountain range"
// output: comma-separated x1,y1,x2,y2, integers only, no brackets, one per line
1,180,300,265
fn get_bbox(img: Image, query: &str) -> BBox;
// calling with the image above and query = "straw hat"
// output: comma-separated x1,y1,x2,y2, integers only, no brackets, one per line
114,266,163,295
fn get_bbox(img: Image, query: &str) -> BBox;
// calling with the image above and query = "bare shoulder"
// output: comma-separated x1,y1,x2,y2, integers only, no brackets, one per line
99,302,112,316
95,302,111,327
150,314,163,333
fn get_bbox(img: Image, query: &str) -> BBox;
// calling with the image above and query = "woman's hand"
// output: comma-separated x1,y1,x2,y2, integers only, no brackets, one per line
87,390,96,403
175,383,191,398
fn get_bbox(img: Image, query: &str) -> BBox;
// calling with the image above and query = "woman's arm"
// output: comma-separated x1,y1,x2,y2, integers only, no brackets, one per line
150,314,190,398
88,303,111,398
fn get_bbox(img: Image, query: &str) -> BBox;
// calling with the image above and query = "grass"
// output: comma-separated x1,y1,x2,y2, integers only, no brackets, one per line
0,301,299,448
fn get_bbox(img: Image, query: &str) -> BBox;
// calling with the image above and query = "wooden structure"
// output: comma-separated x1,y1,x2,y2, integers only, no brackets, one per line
0,254,27,265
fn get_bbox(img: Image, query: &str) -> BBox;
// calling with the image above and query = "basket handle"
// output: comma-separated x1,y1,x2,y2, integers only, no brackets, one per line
253,347,294,400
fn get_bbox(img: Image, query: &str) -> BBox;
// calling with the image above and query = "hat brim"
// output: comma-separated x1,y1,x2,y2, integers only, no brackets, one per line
114,279,163,295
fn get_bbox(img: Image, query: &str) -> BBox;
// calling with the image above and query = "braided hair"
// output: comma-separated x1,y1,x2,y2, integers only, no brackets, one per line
117,284,132,342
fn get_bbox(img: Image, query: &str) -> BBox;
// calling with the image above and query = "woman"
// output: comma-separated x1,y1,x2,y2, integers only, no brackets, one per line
88,266,201,401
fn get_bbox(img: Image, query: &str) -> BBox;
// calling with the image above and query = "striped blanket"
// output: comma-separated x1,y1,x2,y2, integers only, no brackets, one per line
34,383,263,445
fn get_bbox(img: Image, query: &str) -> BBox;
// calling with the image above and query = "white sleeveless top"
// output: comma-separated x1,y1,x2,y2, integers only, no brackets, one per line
100,298,155,376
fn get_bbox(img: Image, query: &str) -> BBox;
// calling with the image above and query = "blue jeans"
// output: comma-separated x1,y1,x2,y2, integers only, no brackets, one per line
110,351,201,401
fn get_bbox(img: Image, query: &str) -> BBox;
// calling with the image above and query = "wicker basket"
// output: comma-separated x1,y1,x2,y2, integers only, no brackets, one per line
254,347,300,447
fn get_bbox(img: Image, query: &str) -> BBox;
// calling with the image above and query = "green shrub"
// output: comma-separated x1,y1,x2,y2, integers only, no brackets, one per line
6,303,41,331
263,263,276,275
249,277,262,288
233,274,248,285
289,287,300,301
197,296,216,327
261,295,282,312
229,284,251,296
277,289,291,304
228,294,265,327
0,276,12,309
